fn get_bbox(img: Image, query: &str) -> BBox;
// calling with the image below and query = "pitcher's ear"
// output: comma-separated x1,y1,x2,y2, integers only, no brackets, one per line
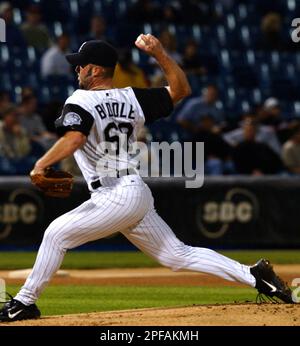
92,65,104,77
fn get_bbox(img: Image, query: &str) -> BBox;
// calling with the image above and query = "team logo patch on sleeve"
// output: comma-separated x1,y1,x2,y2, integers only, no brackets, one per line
63,112,82,126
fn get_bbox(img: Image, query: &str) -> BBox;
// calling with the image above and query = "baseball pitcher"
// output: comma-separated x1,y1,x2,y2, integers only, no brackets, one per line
0,34,294,321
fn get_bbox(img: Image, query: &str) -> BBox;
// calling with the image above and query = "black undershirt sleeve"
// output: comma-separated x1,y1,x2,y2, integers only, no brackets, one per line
132,87,174,124
55,103,94,137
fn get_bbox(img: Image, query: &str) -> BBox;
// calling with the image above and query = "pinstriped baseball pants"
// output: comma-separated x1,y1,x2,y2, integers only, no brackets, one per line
15,175,255,306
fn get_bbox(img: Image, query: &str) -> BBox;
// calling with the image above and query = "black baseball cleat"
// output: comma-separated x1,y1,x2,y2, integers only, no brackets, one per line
250,259,294,304
0,298,41,322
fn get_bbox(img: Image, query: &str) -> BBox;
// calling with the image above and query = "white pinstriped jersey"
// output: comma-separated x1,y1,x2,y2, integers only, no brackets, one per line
16,85,256,308
56,87,145,184
55,86,174,186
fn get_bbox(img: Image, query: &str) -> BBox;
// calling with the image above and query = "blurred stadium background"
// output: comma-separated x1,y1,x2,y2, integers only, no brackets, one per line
0,0,300,251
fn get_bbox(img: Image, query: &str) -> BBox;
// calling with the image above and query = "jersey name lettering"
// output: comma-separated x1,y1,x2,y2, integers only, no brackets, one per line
95,102,135,120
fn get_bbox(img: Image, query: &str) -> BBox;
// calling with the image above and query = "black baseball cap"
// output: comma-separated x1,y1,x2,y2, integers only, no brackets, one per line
65,40,118,68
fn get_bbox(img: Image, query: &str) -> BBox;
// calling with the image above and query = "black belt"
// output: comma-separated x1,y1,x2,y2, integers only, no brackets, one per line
91,168,137,190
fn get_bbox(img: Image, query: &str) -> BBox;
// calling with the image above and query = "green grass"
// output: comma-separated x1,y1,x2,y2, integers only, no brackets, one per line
0,251,156,270
219,250,300,265
6,284,256,316
0,250,299,270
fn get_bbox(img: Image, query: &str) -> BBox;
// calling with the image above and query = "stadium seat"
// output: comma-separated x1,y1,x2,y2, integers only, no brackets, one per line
214,1,225,17
191,24,201,42
0,45,10,67
147,118,182,143
66,0,79,17
39,76,75,103
258,63,270,85
0,72,13,93
0,0,296,128
236,3,248,22
33,0,68,24
48,21,63,38
238,99,251,114
12,7,23,25
226,14,236,31
293,102,300,118
250,88,263,105
224,87,236,104
271,78,298,101
233,65,258,88
219,49,231,70
215,25,227,48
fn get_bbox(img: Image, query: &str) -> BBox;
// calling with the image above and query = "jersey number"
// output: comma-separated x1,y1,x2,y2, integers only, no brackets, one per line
104,122,133,155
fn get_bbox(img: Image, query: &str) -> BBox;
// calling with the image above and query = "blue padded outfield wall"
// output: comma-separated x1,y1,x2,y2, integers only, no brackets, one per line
0,177,299,249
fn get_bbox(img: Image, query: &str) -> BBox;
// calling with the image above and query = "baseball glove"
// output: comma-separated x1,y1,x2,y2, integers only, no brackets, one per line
30,167,74,198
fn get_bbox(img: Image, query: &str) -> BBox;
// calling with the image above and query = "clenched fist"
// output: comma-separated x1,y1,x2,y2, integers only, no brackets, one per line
135,33,165,58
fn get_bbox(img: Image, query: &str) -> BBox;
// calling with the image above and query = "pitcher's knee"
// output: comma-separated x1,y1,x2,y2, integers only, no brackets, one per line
158,243,191,271
43,220,70,251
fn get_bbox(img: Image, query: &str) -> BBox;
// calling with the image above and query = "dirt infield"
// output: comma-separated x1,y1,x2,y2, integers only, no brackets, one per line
2,304,300,326
0,265,299,326
1,264,299,287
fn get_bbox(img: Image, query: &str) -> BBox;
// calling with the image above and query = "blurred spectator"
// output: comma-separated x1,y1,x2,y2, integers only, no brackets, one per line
18,95,56,150
257,97,282,128
0,105,35,175
86,15,107,41
182,40,206,75
151,30,182,87
223,114,281,155
21,4,51,51
257,97,292,144
193,115,233,175
126,0,161,23
282,124,300,174
113,49,148,88
177,85,225,136
232,118,283,175
257,12,285,51
158,30,182,65
0,2,26,47
21,87,35,100
162,4,180,23
0,91,11,113
0,0,298,178
41,33,71,78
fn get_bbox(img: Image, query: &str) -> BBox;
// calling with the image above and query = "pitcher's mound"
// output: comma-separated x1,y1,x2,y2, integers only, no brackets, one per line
8,269,69,279
4,304,300,326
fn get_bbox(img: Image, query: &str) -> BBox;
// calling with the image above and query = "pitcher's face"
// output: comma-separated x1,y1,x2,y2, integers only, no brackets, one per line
76,64,93,89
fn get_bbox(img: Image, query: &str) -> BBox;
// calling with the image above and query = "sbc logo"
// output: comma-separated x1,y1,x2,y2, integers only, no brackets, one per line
0,189,44,240
0,203,37,224
196,188,259,239
203,201,253,224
